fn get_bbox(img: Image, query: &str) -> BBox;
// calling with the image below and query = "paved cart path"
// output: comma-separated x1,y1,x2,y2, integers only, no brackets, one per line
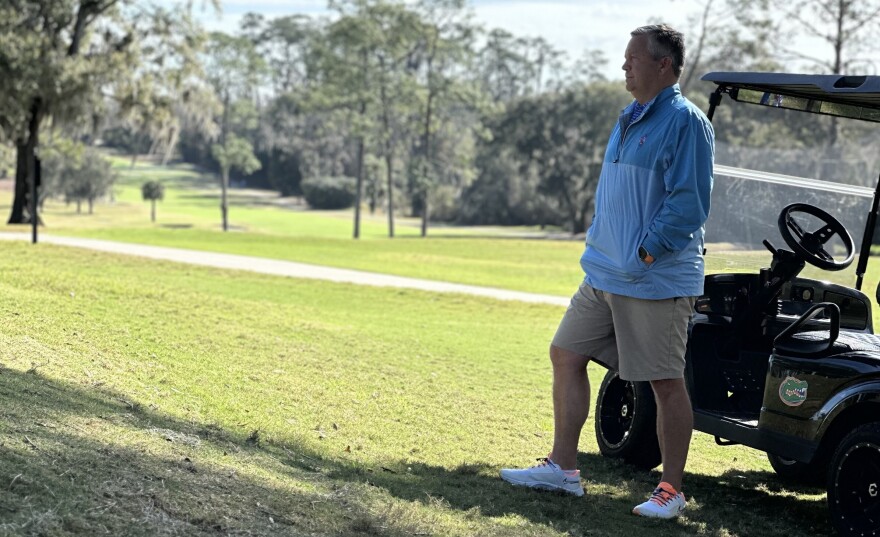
0,232,570,307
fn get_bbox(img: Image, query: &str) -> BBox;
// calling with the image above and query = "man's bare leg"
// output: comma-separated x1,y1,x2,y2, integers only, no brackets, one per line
548,345,591,470
649,378,692,490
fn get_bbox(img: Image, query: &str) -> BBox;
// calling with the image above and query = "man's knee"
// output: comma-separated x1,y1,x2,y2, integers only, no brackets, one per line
649,377,687,401
550,345,590,370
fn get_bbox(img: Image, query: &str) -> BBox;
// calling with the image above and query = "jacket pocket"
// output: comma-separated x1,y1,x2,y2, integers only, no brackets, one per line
587,216,649,278
632,232,654,272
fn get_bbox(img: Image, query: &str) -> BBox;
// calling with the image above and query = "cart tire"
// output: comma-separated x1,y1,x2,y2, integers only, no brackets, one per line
827,422,880,537
767,453,825,486
594,369,661,470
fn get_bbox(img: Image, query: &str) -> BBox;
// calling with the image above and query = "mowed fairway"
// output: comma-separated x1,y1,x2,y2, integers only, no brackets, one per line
0,243,836,536
0,159,591,297
0,158,873,535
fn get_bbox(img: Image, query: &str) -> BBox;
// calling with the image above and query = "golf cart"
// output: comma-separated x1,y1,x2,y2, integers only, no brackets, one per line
593,72,880,537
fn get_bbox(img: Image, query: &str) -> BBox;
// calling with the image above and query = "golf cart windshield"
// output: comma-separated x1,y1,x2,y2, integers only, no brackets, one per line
705,73,880,122
699,72,880,293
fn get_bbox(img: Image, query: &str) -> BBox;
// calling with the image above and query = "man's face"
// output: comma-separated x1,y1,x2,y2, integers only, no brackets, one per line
622,35,662,100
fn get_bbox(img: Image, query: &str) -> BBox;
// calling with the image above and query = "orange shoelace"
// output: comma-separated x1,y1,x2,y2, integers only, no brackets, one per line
648,486,677,506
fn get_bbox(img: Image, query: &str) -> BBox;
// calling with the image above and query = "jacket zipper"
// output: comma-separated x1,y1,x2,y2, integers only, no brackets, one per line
613,105,649,163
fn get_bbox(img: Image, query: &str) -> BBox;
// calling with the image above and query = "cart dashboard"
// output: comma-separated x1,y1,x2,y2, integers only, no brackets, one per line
696,273,871,333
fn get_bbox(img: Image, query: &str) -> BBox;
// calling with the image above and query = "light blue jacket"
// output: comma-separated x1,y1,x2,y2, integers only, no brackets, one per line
581,84,714,299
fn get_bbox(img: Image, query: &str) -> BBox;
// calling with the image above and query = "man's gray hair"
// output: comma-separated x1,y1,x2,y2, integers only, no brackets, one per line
631,24,685,78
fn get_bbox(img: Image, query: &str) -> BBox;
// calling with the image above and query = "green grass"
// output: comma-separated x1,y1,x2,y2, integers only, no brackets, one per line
0,243,836,536
1,158,875,302
0,157,872,535
0,159,591,296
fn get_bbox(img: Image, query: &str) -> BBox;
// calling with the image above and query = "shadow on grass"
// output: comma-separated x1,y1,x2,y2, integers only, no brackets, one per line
0,368,427,537
313,452,832,537
173,193,311,214
0,367,834,537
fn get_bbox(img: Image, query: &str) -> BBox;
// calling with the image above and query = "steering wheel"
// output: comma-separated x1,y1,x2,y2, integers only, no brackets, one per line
777,203,854,271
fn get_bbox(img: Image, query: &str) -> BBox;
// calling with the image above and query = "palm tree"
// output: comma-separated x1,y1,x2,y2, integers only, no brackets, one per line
141,180,164,223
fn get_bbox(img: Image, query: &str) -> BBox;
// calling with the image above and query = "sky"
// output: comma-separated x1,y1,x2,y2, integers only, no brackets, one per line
187,0,707,81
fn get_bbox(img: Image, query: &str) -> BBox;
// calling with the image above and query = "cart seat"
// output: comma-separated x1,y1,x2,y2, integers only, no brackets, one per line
777,330,880,358
773,302,880,358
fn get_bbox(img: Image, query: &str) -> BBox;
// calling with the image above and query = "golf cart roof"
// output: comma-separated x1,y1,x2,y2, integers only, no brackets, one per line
701,71,880,293
701,72,880,122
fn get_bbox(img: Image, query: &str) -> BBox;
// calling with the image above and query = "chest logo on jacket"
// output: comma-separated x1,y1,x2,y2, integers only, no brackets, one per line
639,135,647,147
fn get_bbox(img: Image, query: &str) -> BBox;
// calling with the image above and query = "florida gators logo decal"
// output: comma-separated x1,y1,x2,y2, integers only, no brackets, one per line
779,376,808,407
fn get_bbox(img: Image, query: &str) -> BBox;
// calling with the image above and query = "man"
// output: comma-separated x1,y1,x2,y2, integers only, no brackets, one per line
500,24,714,519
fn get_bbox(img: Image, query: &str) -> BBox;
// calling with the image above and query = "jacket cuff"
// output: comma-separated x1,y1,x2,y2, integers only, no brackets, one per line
641,235,666,260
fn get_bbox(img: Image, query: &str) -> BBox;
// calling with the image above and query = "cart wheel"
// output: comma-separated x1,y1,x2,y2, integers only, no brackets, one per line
767,453,825,486
594,369,661,470
828,422,880,537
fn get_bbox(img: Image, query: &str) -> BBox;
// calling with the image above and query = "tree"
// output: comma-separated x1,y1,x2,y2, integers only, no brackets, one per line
678,0,779,95
567,49,609,86
211,134,262,231
735,0,880,149
318,0,423,238
240,13,322,195
474,29,542,102
0,1,123,224
261,91,351,197
42,147,117,215
113,6,219,167
745,0,880,74
327,0,425,238
0,1,218,225
318,6,376,239
73,151,116,214
409,0,483,236
496,82,630,232
243,13,319,95
0,143,12,178
203,31,267,231
141,180,165,223
458,143,558,227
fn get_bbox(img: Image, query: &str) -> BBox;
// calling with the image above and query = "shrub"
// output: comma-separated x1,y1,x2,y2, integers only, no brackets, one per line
41,142,117,214
425,184,460,222
301,176,356,210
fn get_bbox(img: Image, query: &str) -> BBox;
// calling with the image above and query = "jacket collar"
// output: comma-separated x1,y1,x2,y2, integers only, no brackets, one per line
622,83,681,122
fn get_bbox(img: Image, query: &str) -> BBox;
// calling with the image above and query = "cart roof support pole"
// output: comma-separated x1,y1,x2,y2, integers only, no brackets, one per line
855,173,880,291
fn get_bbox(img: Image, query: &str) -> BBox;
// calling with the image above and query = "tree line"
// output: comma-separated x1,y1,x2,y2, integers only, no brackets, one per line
3,0,880,240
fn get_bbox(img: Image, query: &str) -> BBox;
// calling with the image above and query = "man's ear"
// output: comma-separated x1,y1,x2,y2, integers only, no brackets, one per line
659,56,672,73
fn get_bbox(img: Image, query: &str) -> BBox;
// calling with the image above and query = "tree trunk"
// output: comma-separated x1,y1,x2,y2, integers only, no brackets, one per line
151,199,156,222
420,46,436,238
377,55,395,239
680,0,712,94
77,200,82,214
420,193,429,237
353,52,369,239
560,186,578,234
221,168,229,231
8,99,43,225
385,152,394,238
220,90,230,232
88,198,94,215
419,96,433,238
8,142,28,224
131,153,139,169
353,135,365,239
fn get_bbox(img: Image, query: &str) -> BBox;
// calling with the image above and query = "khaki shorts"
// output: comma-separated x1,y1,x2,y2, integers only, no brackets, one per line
551,282,696,381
